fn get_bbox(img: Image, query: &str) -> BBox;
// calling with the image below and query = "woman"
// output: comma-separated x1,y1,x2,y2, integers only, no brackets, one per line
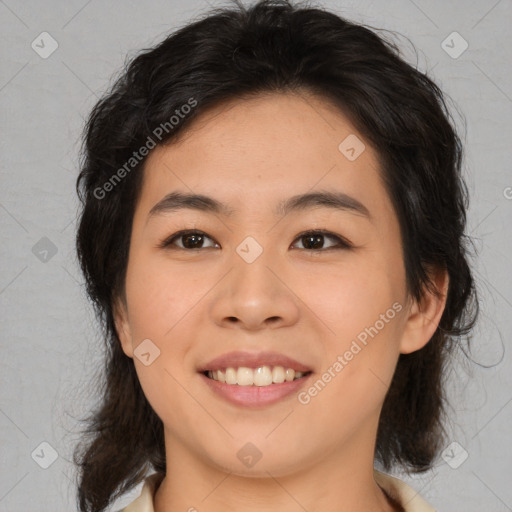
73,1,478,511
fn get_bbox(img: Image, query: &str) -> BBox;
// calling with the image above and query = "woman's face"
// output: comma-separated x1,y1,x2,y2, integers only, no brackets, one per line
114,92,444,477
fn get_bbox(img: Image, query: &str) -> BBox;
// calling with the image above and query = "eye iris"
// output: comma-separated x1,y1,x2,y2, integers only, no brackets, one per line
182,233,204,249
303,234,324,250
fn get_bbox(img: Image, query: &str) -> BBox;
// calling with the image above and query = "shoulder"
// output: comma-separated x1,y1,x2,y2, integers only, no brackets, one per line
117,472,164,512
374,469,438,512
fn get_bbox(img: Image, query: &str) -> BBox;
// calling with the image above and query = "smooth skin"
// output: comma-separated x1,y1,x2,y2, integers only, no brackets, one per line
114,91,448,512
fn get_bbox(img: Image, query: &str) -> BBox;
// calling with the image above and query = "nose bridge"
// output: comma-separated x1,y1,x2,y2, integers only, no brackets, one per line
209,233,299,329
231,234,280,300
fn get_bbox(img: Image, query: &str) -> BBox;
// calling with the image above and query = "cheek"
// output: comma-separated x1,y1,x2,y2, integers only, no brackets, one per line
123,255,202,426
132,358,201,448
124,253,198,340
296,257,404,398
300,282,403,438
297,257,401,339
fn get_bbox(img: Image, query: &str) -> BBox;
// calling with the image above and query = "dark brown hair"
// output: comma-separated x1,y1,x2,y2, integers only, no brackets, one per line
72,1,479,511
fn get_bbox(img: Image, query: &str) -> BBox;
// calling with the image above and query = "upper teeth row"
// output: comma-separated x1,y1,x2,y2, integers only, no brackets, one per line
207,366,306,386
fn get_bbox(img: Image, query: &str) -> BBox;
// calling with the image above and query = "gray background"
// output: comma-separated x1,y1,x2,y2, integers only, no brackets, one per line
1,0,511,510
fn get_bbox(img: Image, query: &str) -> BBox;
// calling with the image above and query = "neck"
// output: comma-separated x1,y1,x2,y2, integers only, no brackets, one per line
153,428,400,512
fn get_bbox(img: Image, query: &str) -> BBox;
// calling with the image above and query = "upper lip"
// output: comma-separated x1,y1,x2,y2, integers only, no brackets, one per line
198,350,313,373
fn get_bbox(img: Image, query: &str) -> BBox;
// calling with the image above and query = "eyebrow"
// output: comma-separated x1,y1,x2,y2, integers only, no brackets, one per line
146,189,371,223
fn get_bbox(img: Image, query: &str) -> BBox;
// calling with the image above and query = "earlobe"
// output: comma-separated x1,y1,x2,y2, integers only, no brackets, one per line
400,267,449,354
113,296,134,358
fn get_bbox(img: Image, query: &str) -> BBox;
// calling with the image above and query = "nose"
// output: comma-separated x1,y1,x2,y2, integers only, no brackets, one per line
208,248,300,331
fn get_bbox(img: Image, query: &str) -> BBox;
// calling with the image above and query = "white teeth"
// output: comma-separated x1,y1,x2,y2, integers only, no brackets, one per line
253,366,272,386
272,366,285,383
206,366,308,386
225,367,237,385
237,367,254,386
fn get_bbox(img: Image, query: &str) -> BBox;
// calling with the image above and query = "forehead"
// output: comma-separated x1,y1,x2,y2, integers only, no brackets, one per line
136,92,393,223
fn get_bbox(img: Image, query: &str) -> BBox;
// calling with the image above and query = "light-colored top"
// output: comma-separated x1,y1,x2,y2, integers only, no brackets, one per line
119,469,437,512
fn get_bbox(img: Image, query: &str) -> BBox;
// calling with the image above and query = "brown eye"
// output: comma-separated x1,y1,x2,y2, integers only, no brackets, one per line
291,230,352,251
159,230,218,250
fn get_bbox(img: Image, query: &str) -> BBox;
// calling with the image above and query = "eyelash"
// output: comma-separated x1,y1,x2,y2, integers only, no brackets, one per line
157,229,353,252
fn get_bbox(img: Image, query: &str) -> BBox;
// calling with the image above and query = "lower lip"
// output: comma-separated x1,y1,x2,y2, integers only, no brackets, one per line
199,372,313,408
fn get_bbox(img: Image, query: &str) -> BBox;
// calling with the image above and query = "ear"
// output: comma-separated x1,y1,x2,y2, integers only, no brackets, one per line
399,266,449,354
113,295,134,358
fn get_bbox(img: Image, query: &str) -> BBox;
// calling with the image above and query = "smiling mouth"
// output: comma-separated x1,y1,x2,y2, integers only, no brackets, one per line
202,366,313,386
